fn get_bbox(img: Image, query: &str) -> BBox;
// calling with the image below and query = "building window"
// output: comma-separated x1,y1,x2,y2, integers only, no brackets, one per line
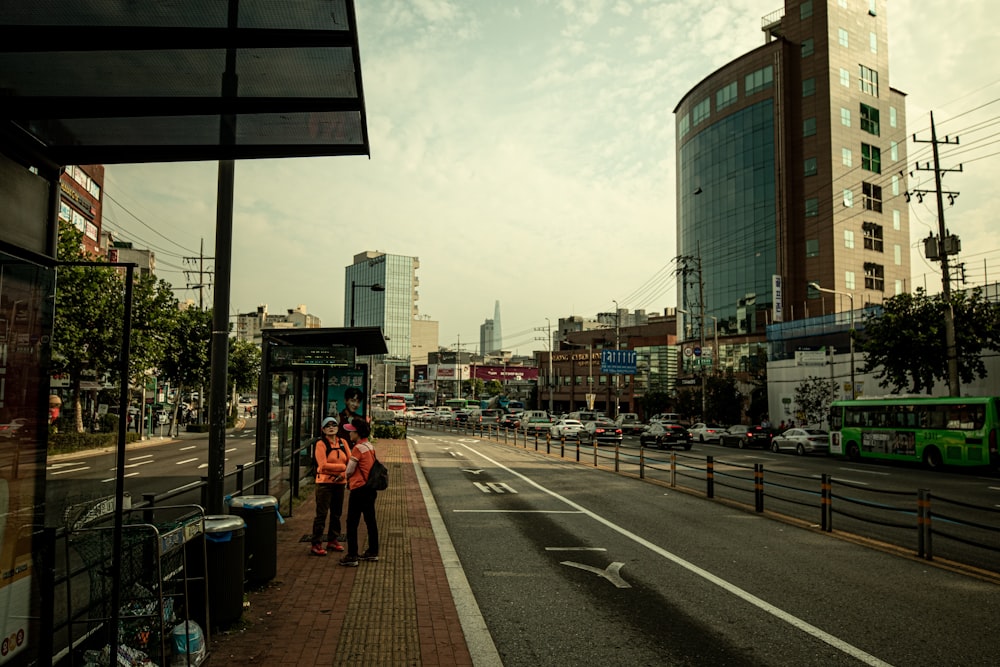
801,0,813,19
863,221,884,252
861,143,881,173
890,106,897,127
841,108,851,127
802,38,814,57
805,198,819,217
806,239,820,257
892,174,899,196
893,209,900,230
838,0,848,7
894,244,902,265
890,140,898,162
895,279,903,295
804,157,818,176
860,103,880,135
840,68,851,87
745,65,774,95
804,117,817,136
716,81,738,111
863,181,883,212
869,0,877,16
679,113,690,139
803,78,816,97
842,147,853,167
845,229,855,249
864,263,885,291
846,271,856,290
859,65,879,96
844,189,854,207
692,97,711,125
839,28,849,47
870,31,878,53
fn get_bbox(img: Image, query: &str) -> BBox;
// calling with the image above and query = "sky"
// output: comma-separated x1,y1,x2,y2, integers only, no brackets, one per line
101,0,1000,356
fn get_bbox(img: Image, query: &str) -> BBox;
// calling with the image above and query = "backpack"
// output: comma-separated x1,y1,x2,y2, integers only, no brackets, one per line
314,435,346,470
365,455,389,491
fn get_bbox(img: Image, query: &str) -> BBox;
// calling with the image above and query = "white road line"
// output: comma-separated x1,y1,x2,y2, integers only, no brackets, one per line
176,457,199,465
457,442,894,667
226,447,237,453
101,472,141,482
49,466,89,475
198,463,209,469
180,446,197,451
838,467,890,476
454,509,584,514
545,547,607,551
123,460,154,469
129,454,154,461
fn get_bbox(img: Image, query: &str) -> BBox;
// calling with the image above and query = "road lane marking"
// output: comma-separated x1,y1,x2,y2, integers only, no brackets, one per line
226,447,237,453
473,482,518,494
129,454,154,461
457,441,894,667
462,469,485,474
454,509,583,514
123,460,153,469
180,446,197,451
545,547,607,551
176,457,199,465
101,472,141,482
50,466,90,475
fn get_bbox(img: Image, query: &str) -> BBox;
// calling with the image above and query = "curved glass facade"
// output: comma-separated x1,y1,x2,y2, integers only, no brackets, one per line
678,99,776,337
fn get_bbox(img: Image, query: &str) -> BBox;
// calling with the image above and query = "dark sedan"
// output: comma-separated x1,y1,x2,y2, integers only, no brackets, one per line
498,414,520,430
719,424,777,449
584,419,623,445
639,422,693,450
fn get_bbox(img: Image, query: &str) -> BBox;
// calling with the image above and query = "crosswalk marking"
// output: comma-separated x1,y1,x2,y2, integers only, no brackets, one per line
473,482,518,494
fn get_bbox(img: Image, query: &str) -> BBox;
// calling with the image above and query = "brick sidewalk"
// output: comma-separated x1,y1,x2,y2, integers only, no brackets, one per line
207,439,473,666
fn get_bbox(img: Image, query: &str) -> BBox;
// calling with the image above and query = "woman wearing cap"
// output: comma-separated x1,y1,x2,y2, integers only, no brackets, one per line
340,417,379,566
310,416,350,556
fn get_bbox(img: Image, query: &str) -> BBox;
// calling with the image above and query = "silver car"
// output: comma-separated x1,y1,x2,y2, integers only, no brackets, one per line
549,418,585,439
769,428,830,455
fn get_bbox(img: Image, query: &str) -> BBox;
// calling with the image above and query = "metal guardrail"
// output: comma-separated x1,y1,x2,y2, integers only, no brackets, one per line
407,417,1000,575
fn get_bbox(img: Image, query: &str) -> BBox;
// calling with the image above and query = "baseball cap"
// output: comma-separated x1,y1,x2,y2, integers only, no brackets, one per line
342,423,357,432
321,417,338,428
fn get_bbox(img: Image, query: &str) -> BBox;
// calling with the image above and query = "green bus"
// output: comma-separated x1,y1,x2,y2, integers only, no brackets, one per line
829,396,1000,470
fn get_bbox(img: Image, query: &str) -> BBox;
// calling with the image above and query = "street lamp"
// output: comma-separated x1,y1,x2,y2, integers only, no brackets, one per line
809,282,855,399
350,280,384,327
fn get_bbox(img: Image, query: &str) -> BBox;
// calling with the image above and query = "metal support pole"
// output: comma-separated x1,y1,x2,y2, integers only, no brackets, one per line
821,474,831,532
754,463,764,512
706,455,715,498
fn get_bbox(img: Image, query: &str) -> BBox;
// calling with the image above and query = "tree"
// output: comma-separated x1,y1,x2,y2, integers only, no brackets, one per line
858,287,1000,394
228,337,261,409
484,379,503,396
159,307,212,429
794,376,838,427
638,390,673,419
51,222,124,432
705,371,741,425
129,272,180,402
462,378,485,399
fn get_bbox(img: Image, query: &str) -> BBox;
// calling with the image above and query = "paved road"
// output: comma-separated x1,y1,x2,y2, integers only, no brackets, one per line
412,427,1000,666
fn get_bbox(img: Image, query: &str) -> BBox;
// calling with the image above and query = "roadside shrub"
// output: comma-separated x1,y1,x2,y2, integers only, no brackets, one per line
49,431,141,456
372,423,407,440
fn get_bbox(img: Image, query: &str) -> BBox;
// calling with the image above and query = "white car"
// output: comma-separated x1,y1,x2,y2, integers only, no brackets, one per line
434,407,455,423
769,428,830,455
549,419,585,439
688,422,725,443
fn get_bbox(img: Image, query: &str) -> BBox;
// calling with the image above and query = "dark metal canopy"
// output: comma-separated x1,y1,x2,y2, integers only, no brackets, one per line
263,326,388,357
0,0,369,165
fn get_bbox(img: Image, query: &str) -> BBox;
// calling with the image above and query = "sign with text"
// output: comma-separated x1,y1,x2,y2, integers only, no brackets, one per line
269,345,355,368
600,349,636,375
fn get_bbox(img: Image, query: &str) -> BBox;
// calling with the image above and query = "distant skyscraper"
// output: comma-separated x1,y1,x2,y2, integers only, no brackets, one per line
493,300,502,352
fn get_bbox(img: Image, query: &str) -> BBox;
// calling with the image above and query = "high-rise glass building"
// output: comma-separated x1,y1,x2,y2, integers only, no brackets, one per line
344,251,419,382
674,0,909,350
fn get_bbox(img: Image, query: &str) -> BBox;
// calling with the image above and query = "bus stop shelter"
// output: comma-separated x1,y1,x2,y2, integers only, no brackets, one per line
256,326,387,513
1,2,370,663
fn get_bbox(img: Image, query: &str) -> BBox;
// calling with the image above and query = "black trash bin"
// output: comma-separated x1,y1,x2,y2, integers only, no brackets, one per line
187,514,245,630
229,495,278,585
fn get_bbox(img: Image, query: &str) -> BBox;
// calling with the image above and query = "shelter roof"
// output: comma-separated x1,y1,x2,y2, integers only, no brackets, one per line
263,326,388,357
0,0,369,165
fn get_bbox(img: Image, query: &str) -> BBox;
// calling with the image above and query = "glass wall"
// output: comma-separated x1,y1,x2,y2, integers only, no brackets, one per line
678,99,777,337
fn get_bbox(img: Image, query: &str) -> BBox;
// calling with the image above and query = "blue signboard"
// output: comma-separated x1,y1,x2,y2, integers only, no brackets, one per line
600,349,637,375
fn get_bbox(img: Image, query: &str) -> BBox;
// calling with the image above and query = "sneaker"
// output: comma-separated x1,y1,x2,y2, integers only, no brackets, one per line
339,555,360,567
310,544,327,557
327,541,345,552
360,552,379,562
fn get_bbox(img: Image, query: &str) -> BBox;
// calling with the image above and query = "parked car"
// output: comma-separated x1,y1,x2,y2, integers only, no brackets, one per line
549,419,585,439
478,408,503,423
648,412,682,424
719,424,777,449
0,417,27,439
521,415,552,436
639,422,692,449
769,428,830,455
568,410,605,423
499,414,521,430
615,413,644,435
584,418,623,445
434,407,455,423
688,422,726,443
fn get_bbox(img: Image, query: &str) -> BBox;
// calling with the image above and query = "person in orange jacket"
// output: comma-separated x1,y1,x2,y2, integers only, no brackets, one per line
339,418,379,566
310,416,350,556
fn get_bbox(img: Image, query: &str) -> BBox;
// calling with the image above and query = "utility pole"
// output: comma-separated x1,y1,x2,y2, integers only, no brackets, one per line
675,246,707,418
183,237,214,310
912,110,962,397
612,300,620,419
535,320,554,413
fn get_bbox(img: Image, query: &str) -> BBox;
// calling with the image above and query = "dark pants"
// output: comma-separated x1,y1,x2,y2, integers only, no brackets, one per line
312,483,346,544
345,486,378,557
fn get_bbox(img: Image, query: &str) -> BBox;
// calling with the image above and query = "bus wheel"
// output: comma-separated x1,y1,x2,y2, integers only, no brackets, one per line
846,442,861,461
923,447,944,470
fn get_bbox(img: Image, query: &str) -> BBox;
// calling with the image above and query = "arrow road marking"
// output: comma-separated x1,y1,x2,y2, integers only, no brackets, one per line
561,561,631,589
462,469,485,474
449,451,465,458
